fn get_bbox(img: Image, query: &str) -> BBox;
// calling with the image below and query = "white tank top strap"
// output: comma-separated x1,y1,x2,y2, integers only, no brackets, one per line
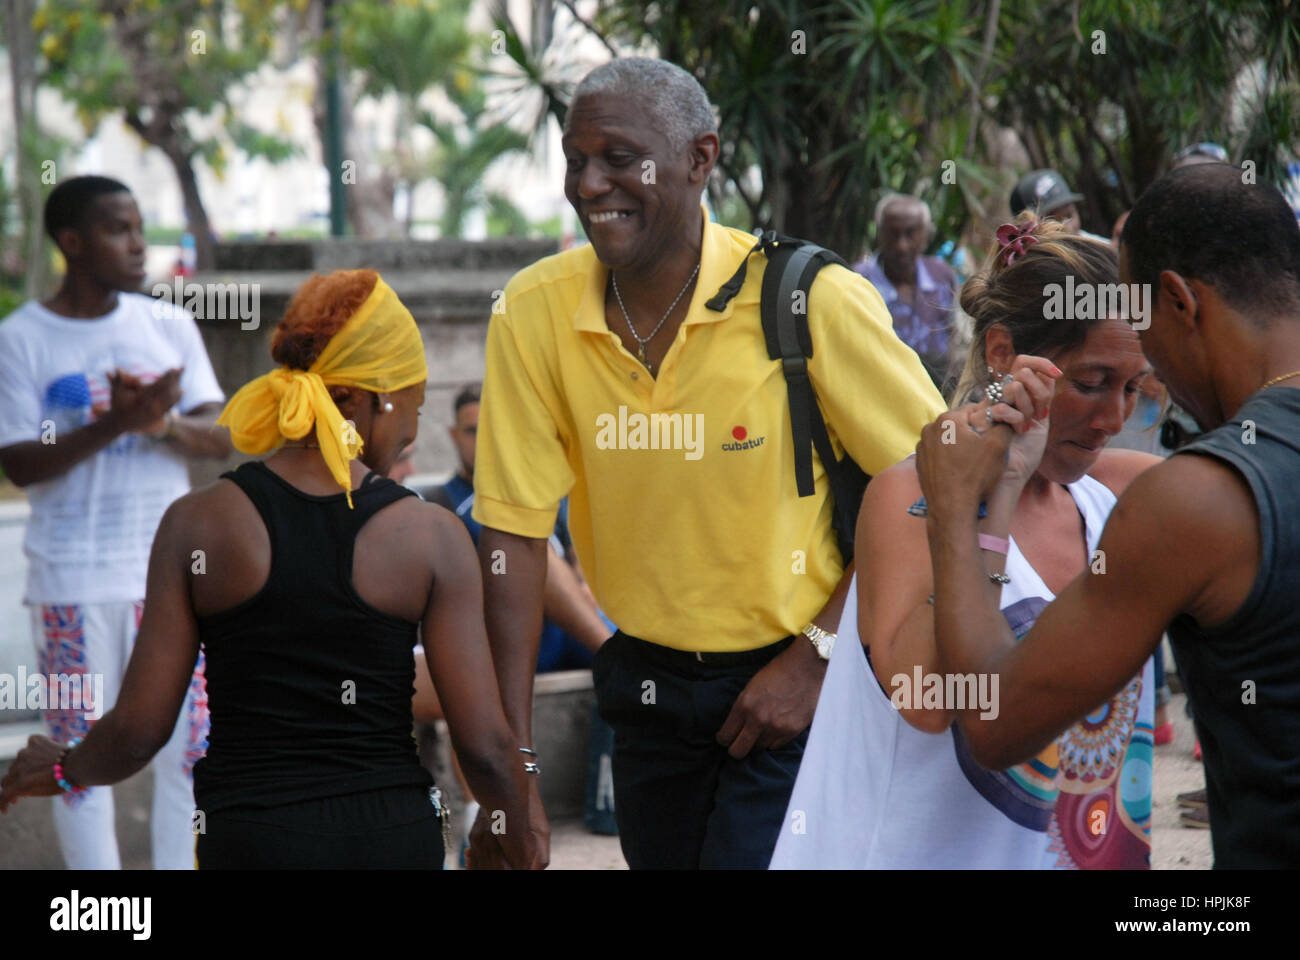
1067,472,1118,559
1004,473,1117,605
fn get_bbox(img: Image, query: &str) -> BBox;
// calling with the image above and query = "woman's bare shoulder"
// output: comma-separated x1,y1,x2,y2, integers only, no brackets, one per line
865,456,923,506
1088,449,1164,498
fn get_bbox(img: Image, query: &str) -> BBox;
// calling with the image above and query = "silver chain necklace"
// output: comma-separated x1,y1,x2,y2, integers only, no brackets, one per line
611,261,700,366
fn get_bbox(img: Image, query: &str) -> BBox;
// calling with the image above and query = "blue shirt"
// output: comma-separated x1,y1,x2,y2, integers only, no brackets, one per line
854,255,957,384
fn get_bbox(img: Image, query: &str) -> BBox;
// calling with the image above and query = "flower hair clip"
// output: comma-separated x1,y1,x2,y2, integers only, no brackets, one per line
996,220,1039,265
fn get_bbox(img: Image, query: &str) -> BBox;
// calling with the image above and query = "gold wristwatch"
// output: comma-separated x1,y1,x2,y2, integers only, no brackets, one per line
802,622,836,660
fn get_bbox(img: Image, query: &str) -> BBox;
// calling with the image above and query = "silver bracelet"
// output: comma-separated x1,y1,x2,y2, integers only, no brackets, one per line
519,747,537,757
523,761,541,776
927,571,1011,605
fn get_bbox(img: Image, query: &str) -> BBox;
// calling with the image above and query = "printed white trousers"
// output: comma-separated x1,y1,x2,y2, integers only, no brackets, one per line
32,602,208,870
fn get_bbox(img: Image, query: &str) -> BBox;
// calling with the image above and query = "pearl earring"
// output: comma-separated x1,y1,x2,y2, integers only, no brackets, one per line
383,401,393,413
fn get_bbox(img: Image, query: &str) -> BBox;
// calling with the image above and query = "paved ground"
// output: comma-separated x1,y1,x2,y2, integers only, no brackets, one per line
1151,692,1213,869
541,691,1212,870
546,821,628,870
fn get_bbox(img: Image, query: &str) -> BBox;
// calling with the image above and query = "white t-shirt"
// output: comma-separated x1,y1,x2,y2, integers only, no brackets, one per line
771,473,1153,869
0,294,225,604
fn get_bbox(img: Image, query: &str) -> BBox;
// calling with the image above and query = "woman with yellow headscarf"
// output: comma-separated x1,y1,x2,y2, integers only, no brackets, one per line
0,270,540,870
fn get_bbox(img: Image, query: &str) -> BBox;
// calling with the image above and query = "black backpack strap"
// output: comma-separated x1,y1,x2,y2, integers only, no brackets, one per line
705,230,771,312
759,238,847,497
706,231,866,560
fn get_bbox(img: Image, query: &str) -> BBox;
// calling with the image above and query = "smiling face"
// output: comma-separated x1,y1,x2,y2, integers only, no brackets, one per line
562,92,712,272
59,192,147,291
1032,317,1152,482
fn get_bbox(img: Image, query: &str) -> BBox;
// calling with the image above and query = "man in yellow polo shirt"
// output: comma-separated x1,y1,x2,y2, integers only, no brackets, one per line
471,57,945,869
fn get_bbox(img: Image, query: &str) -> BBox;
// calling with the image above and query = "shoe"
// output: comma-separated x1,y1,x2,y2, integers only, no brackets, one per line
1177,788,1207,809
1180,805,1211,829
1153,722,1175,745
1193,739,1202,761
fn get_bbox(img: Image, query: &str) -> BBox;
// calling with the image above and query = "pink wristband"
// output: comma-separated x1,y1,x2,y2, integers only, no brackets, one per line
978,533,1009,555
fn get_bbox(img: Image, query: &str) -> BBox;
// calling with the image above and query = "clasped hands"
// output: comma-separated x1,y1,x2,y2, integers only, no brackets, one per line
916,355,1061,519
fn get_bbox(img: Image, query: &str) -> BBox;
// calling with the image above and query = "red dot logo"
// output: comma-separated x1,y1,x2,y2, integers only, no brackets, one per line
732,426,747,441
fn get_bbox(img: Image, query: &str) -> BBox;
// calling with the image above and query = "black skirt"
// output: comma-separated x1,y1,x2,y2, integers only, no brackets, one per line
196,784,446,869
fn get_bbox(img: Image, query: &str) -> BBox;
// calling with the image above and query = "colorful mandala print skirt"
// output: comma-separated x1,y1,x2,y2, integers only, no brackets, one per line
953,596,1153,869
1046,673,1153,869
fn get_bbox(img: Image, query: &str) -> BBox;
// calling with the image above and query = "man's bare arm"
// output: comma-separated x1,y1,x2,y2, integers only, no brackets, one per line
930,455,1257,769
161,401,232,459
478,527,548,743
0,369,182,486
1,417,128,488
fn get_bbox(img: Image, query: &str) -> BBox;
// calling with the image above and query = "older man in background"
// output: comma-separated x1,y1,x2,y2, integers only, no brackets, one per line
853,194,962,392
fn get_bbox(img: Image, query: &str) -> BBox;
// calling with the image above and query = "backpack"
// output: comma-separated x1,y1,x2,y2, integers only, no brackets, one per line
705,230,870,564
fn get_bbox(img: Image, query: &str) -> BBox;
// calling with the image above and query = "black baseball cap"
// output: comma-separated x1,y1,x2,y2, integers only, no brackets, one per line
1009,169,1084,217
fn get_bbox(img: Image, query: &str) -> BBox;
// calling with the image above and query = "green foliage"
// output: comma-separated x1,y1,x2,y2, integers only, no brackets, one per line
0,285,26,319
339,0,475,101
32,0,299,179
588,0,984,258
511,0,1297,257
340,0,532,238
982,0,1300,232
421,93,530,237
484,192,530,237
483,0,580,142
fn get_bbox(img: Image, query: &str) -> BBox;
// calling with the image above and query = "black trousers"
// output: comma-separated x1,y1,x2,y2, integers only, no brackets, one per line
197,784,445,869
592,630,808,869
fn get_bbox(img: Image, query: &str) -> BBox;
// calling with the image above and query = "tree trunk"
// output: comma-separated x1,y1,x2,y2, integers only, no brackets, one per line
5,0,48,297
123,111,215,269
166,147,217,270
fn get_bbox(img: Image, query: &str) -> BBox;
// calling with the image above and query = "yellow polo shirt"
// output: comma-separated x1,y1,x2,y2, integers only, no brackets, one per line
473,211,945,651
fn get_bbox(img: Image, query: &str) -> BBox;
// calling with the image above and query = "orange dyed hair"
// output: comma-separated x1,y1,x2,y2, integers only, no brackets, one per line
270,269,380,370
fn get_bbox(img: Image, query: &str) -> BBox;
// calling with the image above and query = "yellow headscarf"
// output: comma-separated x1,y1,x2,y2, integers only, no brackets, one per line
217,275,428,508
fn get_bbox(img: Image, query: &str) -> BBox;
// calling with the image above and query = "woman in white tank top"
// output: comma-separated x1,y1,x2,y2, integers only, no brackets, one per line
773,219,1161,869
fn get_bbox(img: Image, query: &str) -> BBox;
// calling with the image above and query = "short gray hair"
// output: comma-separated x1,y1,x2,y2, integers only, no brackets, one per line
569,58,717,152
874,193,932,233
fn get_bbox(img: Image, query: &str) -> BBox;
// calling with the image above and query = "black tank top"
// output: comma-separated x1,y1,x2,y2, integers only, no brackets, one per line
1167,387,1300,868
192,461,432,814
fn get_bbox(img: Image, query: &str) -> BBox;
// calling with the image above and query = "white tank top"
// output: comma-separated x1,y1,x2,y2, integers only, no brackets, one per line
770,473,1153,869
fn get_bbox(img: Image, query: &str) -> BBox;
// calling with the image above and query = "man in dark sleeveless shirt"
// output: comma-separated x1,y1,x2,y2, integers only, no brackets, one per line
916,163,1300,868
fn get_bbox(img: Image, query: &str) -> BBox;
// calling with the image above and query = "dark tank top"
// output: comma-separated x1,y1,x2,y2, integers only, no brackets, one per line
192,461,432,814
1166,387,1300,868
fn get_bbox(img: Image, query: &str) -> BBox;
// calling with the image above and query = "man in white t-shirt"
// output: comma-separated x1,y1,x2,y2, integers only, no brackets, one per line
0,175,231,869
